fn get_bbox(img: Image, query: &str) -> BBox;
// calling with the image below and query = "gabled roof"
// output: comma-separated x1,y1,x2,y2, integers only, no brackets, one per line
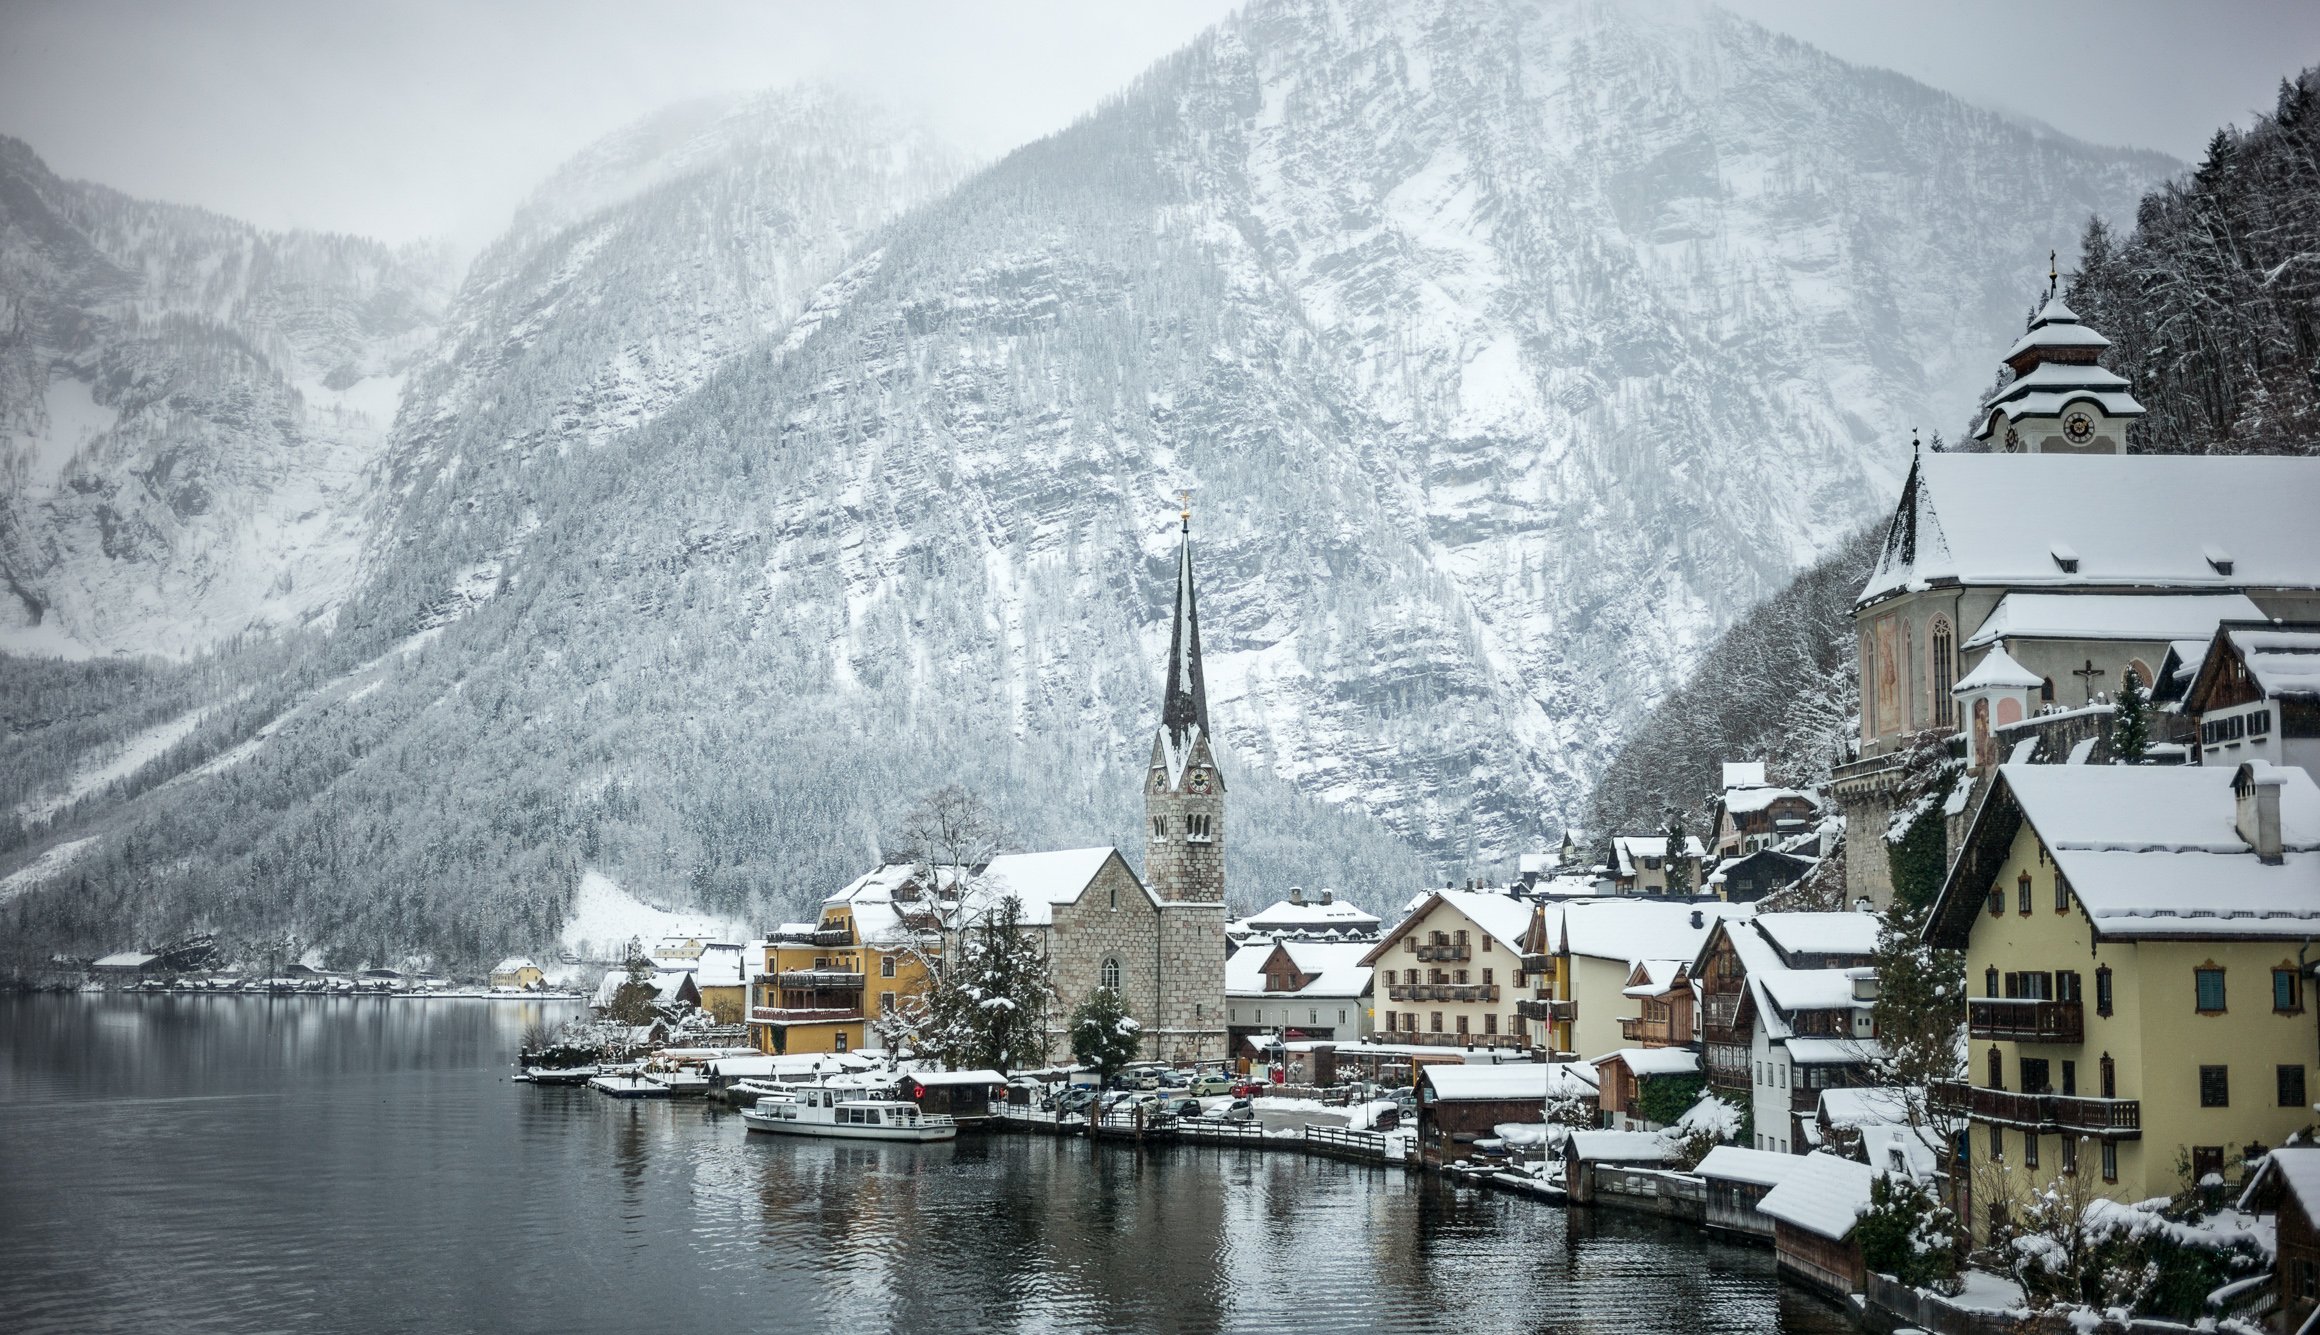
964,848,1147,925
1560,897,1746,965
2186,621,2320,710
1565,1129,1675,1163
1952,644,2045,693
1423,1062,1597,1103
1227,939,1374,1000
1362,889,1535,965
1755,1153,1878,1241
1752,912,1880,962
1695,1145,1810,1189
1962,592,2264,650
1860,455,2320,607
1592,1047,1701,1078
1928,763,2320,948
2240,1147,2320,1216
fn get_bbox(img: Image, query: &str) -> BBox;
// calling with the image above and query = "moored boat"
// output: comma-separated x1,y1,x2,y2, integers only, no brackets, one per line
740,1086,957,1142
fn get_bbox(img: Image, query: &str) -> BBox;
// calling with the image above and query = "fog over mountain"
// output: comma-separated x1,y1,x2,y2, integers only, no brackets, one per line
1,0,2178,966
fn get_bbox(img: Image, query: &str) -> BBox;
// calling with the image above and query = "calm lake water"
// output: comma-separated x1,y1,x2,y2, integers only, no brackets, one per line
0,995,1854,1335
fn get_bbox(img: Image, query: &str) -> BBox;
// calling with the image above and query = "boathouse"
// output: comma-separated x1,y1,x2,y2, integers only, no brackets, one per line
1693,1146,1805,1240
1754,1153,1876,1296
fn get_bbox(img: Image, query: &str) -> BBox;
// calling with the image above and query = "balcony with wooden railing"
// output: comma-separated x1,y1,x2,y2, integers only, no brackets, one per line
1931,1080,2141,1138
1967,998,2083,1044
1520,953,1551,974
1621,1014,1688,1045
776,970,866,990
1386,983,1501,1004
1415,943,1471,963
1515,997,1574,1023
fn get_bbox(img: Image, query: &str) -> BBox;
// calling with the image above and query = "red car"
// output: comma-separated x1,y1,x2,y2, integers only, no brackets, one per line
1229,1081,1265,1099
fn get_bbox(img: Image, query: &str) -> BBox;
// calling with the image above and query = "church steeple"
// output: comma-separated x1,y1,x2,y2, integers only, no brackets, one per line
1144,493,1224,908
1159,494,1210,755
1971,253,2143,454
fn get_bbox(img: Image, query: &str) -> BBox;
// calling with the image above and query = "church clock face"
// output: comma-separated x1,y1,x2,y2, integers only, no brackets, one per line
2063,411,2095,445
1188,769,1212,795
2003,427,2021,453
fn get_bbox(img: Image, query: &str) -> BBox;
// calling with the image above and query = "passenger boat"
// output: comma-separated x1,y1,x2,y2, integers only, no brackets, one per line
739,1086,958,1142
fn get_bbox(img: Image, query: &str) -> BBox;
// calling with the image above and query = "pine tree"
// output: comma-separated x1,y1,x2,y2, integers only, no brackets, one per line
2113,666,2151,764
1069,987,1143,1086
1662,812,1693,896
919,894,1053,1073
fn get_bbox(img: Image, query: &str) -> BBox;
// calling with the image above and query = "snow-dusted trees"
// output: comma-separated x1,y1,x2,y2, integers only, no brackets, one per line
2069,68,2320,459
914,894,1052,1073
1068,987,1143,1086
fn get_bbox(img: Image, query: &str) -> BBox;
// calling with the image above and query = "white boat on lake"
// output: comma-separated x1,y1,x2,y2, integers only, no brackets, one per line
740,1086,957,1142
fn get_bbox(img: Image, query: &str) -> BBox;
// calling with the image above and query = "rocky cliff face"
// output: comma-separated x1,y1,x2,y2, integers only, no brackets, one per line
0,2,2180,962
0,136,453,655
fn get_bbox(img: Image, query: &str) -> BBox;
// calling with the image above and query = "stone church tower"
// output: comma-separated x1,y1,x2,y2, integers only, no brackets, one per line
1142,498,1228,1060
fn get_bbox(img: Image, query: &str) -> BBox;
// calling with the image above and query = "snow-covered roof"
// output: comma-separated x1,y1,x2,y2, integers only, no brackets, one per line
1816,1087,1915,1129
909,1069,1006,1086
491,957,539,974
1566,1129,1676,1163
1860,455,2320,606
1621,959,1690,998
1786,1036,1882,1065
1695,1145,1810,1189
1952,645,2045,693
1369,889,1536,964
2241,1147,2320,1216
1752,912,1880,960
1559,898,1746,965
91,951,159,968
1228,940,1374,1000
1757,970,1864,1013
1935,763,2320,945
1998,298,2112,363
692,943,746,989
2214,624,2320,700
1963,592,2263,651
1424,1062,1597,1102
1236,894,1379,927
1593,1047,1700,1078
1722,786,1816,816
1722,762,1769,790
963,848,1137,925
1755,1153,1878,1241
1979,359,2142,423
1611,835,1706,878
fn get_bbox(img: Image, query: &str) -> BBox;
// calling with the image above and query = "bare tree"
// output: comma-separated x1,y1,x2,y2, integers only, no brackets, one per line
896,785,1009,932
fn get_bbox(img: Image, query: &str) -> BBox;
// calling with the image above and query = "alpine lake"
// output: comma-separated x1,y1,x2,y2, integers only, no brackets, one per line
0,994,1859,1334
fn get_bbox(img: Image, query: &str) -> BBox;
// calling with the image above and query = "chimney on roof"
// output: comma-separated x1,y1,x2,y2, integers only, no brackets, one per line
1689,910,1704,930
1465,878,1475,891
1319,888,1333,904
1288,886,1305,906
2236,763,2286,864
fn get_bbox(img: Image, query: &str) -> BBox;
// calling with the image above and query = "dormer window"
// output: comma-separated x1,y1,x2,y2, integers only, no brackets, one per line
2049,541,2079,574
2204,546,2235,576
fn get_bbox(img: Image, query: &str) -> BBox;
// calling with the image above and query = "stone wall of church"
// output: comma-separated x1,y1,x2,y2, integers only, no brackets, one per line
1045,856,1161,1062
1154,903,1227,1064
1144,768,1224,905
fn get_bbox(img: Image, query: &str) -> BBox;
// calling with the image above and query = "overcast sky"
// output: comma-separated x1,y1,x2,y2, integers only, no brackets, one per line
3,0,2315,255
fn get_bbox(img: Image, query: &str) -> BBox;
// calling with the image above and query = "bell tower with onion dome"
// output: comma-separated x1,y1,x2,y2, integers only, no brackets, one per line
1972,252,2145,455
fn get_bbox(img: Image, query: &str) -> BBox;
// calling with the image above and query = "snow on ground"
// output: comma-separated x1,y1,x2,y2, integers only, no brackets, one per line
16,701,234,827
1948,1268,2027,1314
560,870,735,962
0,837,98,904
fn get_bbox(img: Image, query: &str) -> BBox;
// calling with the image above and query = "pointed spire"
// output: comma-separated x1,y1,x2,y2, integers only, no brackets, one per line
2048,248,2058,299
1160,492,1210,754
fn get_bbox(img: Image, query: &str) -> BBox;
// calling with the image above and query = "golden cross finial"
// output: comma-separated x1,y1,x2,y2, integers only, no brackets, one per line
1178,488,1191,533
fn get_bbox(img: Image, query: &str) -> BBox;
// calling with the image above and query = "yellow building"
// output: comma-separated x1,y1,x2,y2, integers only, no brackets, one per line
488,956,544,990
749,865,940,1056
1927,761,2320,1224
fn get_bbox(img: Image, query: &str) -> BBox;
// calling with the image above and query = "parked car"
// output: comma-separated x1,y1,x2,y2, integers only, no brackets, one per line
1053,1089,1097,1115
1208,1098,1254,1123
1230,1081,1266,1098
1162,1098,1203,1118
1158,1070,1191,1090
1189,1074,1234,1097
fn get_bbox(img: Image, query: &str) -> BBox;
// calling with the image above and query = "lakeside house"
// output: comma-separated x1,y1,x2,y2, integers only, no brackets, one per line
1695,1145,1808,1239
1592,1047,1701,1132
1755,1152,1877,1297
1925,761,2320,1227
1417,1061,1599,1167
489,957,544,991
1226,937,1374,1056
1693,912,1879,1155
1561,1130,1677,1203
1361,889,1534,1052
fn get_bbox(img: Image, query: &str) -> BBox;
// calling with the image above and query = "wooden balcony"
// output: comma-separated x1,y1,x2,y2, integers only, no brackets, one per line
1931,1081,2141,1138
1415,943,1471,963
1386,983,1500,1003
749,1007,863,1025
1967,998,2083,1044
1520,953,1551,974
1515,997,1574,1023
776,970,865,989
768,927,854,948
1621,1016,1688,1045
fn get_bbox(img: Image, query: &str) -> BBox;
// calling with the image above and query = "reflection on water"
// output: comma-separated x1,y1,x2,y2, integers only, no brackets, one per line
0,996,1853,1334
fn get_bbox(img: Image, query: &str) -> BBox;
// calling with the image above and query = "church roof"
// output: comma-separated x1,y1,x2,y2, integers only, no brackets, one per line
1999,296,2113,363
1159,507,1211,758
1961,592,2264,650
1859,454,2320,607
1952,645,2044,693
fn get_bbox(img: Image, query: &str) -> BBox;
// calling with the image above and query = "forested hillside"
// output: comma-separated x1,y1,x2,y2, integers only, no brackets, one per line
1583,67,2320,843
2066,67,2320,457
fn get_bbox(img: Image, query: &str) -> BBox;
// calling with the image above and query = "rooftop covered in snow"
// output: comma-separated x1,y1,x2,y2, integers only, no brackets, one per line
1962,592,2265,650
1929,762,2320,948
1859,455,2320,608
1754,1152,1877,1241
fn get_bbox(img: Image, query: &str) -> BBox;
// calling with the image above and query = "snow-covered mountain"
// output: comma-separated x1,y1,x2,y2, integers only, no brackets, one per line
1,0,2180,964
0,136,453,656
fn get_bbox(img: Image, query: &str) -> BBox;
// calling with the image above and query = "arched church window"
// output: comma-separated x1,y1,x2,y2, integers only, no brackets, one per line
2040,677,2055,705
1930,617,1956,728
1100,958,1121,992
2126,660,2152,691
